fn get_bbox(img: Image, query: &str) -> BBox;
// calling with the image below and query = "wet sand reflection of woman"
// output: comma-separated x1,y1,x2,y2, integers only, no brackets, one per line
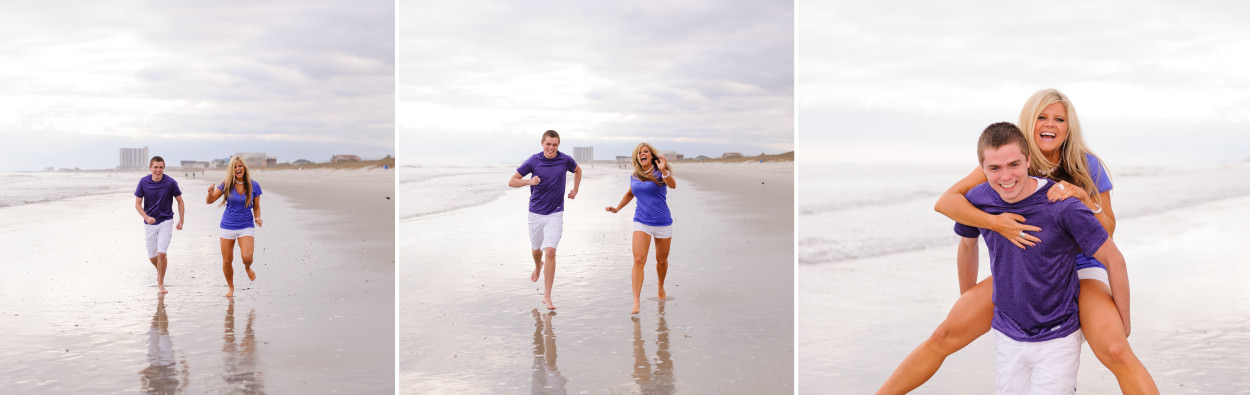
140,294,189,394
631,301,675,394
222,299,264,393
531,309,567,394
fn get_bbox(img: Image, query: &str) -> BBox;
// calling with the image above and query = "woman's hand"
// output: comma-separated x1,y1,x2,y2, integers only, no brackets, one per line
605,206,619,213
657,155,668,170
1046,180,1083,203
991,212,1043,249
254,218,263,227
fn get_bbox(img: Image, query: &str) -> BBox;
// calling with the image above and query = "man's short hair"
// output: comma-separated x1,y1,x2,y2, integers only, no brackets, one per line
977,122,1029,164
150,156,165,166
542,130,560,142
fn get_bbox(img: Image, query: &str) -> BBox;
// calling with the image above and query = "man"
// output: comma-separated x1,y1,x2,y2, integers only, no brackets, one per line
135,156,186,293
509,130,582,310
958,122,1131,394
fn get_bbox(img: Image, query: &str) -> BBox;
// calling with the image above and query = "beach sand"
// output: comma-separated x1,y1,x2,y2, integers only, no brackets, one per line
0,168,395,393
799,193,1250,393
400,161,794,394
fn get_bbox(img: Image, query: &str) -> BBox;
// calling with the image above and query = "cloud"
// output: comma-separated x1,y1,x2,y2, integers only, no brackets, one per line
0,1,394,171
397,1,794,163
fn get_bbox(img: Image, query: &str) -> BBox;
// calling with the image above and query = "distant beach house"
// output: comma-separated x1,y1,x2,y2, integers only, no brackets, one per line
236,152,275,168
332,154,362,163
292,159,314,166
722,152,743,159
180,160,210,169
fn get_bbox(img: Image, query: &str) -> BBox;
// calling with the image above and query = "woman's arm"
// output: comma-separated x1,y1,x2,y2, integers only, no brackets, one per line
662,171,676,189
252,195,263,227
956,237,979,294
206,184,223,204
1046,183,1116,236
935,167,1041,248
604,189,634,213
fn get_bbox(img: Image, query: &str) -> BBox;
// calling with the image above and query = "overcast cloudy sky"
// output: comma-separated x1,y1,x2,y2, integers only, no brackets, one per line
799,0,1250,166
397,1,794,164
0,1,393,171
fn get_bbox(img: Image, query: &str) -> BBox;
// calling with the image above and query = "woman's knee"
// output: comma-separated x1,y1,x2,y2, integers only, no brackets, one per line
242,254,253,265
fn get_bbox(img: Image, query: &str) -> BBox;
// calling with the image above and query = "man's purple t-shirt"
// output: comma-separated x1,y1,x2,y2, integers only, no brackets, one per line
517,152,578,215
954,178,1108,342
134,175,182,225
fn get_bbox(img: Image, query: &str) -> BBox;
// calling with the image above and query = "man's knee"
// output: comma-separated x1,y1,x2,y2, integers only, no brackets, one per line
543,247,556,259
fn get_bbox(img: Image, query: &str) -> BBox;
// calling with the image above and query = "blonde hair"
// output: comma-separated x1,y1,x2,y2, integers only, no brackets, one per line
212,156,256,207
631,142,671,185
1018,88,1108,203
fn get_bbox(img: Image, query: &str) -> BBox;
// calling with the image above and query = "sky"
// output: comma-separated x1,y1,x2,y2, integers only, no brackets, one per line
798,0,1250,166
396,1,795,165
0,1,394,171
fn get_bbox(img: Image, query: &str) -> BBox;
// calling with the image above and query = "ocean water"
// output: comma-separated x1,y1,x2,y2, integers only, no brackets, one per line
798,161,1250,264
0,171,151,208
398,164,515,219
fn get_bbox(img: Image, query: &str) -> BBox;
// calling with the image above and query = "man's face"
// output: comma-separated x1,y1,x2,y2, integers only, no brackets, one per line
541,136,560,158
981,143,1032,203
150,161,165,177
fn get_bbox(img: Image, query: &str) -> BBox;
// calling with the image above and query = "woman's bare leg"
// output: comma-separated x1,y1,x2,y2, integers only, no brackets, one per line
876,277,994,395
631,231,651,314
1079,278,1159,394
220,238,236,297
238,236,256,281
654,237,671,300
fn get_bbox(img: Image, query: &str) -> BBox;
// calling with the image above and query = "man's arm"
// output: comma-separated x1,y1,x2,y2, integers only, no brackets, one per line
1091,237,1131,336
135,197,155,224
568,166,582,199
509,171,539,188
957,237,979,294
175,195,185,230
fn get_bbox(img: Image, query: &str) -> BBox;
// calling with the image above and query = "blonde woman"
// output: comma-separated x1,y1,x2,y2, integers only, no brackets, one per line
877,89,1157,394
606,142,676,314
206,156,263,298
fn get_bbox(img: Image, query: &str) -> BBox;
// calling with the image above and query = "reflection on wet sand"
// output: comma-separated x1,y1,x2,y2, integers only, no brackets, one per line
631,301,675,394
140,294,190,394
222,299,264,393
531,309,568,394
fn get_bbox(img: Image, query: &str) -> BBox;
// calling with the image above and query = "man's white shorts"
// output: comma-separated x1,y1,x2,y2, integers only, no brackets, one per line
633,221,673,239
219,227,256,240
1077,267,1109,286
994,329,1083,395
528,211,564,251
144,220,174,258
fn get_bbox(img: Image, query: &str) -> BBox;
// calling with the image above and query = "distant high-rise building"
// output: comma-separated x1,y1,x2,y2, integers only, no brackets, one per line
119,147,149,170
573,146,594,164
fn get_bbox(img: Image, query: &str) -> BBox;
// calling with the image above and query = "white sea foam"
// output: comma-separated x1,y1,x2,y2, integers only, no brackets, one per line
798,161,1250,264
398,164,515,219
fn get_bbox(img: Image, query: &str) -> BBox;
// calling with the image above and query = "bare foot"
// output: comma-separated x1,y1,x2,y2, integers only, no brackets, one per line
543,298,556,310
246,267,256,281
159,286,168,294
631,303,640,315
531,263,542,282
225,288,234,297
658,287,666,300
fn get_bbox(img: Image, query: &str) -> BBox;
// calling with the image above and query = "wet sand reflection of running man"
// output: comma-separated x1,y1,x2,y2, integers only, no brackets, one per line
140,294,190,394
531,309,568,394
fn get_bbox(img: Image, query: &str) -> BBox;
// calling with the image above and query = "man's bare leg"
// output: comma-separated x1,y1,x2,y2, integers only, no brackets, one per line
542,247,556,310
155,253,169,293
531,249,543,282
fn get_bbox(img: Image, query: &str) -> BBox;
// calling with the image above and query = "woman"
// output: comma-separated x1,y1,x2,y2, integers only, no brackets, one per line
205,156,263,298
606,142,677,314
877,89,1158,394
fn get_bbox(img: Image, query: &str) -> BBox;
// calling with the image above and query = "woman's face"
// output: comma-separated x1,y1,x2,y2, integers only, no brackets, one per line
1033,102,1069,156
637,146,653,166
233,160,246,179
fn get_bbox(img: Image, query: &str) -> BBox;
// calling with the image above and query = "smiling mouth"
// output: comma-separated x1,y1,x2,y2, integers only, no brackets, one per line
1040,132,1057,140
1000,180,1017,189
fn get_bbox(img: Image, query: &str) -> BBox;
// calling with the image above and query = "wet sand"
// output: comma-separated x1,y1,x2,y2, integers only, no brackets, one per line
0,168,394,393
799,194,1250,393
400,162,794,393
